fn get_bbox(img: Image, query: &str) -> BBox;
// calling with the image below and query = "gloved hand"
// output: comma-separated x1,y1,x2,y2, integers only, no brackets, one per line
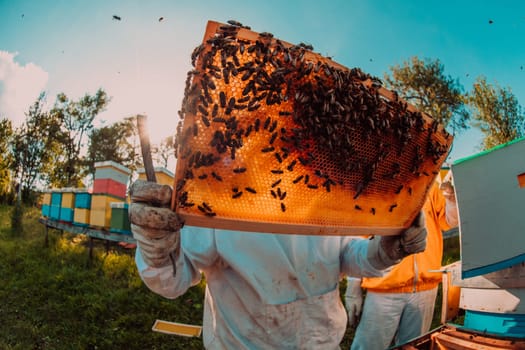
129,180,183,268
367,212,427,270
344,277,363,328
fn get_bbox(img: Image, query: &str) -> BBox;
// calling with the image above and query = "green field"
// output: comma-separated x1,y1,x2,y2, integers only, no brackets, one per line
0,205,460,349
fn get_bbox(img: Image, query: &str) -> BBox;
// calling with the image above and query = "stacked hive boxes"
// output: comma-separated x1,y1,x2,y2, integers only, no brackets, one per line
49,190,62,220
59,188,76,223
73,190,91,227
41,190,51,217
90,161,130,229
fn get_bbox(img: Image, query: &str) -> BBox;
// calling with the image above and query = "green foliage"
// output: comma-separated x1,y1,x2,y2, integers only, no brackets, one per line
48,89,110,187
384,56,470,133
0,118,14,203
468,77,525,150
0,205,204,349
11,92,61,204
86,116,140,176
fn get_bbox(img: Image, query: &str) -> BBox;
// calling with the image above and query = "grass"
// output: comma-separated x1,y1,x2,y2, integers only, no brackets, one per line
0,205,461,349
0,205,204,350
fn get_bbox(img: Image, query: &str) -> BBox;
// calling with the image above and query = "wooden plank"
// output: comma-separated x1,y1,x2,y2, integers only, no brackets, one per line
152,319,202,337
39,217,136,244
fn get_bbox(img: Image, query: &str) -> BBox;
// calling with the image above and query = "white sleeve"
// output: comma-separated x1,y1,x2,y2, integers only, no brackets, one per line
135,226,216,299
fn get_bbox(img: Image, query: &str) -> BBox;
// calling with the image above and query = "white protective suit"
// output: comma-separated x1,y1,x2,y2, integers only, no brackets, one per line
136,226,387,350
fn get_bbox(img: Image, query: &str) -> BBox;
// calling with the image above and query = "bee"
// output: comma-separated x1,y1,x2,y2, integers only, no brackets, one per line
355,205,362,211
280,202,286,212
287,160,297,171
271,179,282,188
274,152,283,163
245,187,257,194
389,204,398,212
233,167,247,173
232,191,243,199
394,185,403,194
261,146,275,153
201,115,210,127
370,208,376,215
271,169,284,174
292,175,304,184
219,91,227,108
211,172,223,181
268,132,278,145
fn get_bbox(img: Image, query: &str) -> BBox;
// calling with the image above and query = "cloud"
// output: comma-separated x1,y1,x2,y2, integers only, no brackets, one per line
0,51,49,127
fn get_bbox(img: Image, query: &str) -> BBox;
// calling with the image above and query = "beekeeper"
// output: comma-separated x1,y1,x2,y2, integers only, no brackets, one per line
129,180,428,350
345,176,458,350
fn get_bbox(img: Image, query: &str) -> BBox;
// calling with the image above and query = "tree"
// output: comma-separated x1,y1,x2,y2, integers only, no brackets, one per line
48,89,110,187
86,116,140,176
153,135,176,168
468,76,525,150
11,92,61,203
0,117,14,203
384,56,470,133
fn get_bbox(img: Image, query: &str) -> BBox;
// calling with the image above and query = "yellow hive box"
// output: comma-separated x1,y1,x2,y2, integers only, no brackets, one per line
138,167,175,187
42,191,51,205
73,208,91,226
171,21,452,236
61,189,76,209
90,194,125,228
90,208,110,228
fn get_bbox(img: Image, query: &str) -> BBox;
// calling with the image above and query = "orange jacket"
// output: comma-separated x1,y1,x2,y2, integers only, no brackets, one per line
361,182,451,293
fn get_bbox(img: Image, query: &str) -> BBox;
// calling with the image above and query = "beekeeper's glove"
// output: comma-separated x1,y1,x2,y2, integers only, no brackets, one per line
367,212,427,270
129,180,183,268
344,277,363,328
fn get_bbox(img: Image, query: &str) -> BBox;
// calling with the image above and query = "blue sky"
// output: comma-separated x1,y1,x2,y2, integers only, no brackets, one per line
1,0,524,166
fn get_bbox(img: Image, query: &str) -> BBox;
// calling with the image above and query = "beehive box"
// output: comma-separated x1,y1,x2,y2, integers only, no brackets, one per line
138,167,175,187
94,161,131,185
74,191,91,209
93,178,127,198
89,194,126,228
451,137,525,278
41,190,51,217
172,20,452,235
73,208,90,227
110,203,131,235
49,190,62,220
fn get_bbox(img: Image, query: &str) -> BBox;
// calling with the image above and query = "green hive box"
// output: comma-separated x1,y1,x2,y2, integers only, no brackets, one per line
110,202,131,235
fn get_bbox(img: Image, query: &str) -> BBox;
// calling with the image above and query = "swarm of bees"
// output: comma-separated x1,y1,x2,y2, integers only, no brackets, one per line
171,20,452,235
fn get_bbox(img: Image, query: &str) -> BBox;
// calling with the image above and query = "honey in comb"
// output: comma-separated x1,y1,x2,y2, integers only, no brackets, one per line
171,20,453,235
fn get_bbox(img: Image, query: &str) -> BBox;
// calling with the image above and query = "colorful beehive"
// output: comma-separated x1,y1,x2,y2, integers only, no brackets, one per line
93,161,131,198
73,190,91,226
138,167,175,187
59,188,76,222
74,191,91,209
89,193,125,229
41,190,51,217
110,202,131,235
49,190,62,220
